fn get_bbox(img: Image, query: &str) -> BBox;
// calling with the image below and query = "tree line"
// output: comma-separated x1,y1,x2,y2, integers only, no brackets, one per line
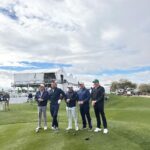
110,79,150,95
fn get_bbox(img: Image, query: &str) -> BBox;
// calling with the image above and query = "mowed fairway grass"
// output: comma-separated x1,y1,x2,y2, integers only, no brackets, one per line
0,95,150,150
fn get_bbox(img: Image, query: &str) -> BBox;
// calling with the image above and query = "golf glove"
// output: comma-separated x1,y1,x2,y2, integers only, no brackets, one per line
58,99,61,104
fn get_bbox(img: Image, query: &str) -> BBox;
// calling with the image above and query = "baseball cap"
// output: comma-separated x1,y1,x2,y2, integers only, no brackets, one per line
92,79,99,83
67,85,73,88
78,81,84,85
40,84,45,87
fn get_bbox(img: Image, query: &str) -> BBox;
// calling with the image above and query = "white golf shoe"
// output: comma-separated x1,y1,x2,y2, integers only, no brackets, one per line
94,128,102,132
75,127,79,131
66,127,72,131
103,128,108,134
51,126,55,130
35,127,41,133
44,126,48,130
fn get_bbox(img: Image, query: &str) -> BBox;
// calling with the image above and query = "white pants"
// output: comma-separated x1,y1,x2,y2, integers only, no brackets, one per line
66,106,78,129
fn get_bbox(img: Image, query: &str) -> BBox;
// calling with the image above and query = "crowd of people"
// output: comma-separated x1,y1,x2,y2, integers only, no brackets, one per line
35,79,108,134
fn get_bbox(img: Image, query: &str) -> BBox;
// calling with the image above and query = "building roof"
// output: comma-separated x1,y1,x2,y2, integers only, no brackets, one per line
14,68,63,74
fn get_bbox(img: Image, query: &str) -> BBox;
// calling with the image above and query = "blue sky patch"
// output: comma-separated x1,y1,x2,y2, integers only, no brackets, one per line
0,61,72,71
95,66,150,75
0,61,149,76
0,7,18,21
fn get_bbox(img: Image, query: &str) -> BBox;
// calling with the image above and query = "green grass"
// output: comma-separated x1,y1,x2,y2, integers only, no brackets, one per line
0,95,150,150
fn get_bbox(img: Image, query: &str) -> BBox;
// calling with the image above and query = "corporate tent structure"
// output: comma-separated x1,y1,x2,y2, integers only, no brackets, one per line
12,68,79,91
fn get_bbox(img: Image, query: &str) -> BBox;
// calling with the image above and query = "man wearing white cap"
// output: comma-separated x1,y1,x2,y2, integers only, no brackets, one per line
35,84,49,132
65,85,79,131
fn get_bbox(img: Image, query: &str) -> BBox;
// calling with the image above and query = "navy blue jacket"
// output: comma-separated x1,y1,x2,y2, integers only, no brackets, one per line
35,90,49,106
49,87,66,105
77,87,90,106
91,86,105,105
66,90,78,108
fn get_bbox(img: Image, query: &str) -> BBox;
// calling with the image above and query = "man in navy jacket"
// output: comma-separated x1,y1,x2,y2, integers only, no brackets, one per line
35,84,49,132
49,81,66,130
77,82,92,130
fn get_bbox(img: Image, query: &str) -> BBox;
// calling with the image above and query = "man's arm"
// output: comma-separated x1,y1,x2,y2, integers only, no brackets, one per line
35,92,39,102
48,90,52,102
91,89,94,101
60,89,67,100
65,92,69,103
83,89,90,104
69,92,79,102
96,87,105,102
57,89,66,104
74,92,79,101
45,91,50,101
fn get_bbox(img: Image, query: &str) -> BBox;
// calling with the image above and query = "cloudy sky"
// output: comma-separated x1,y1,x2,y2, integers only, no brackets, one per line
0,0,150,88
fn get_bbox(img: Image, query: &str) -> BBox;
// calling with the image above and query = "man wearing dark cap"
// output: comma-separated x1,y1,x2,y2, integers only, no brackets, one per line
91,79,108,134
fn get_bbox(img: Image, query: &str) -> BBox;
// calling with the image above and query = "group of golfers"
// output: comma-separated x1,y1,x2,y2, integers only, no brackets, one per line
35,79,108,134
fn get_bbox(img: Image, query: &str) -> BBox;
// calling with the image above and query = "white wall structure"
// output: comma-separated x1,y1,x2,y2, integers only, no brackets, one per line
13,68,79,92
14,73,44,85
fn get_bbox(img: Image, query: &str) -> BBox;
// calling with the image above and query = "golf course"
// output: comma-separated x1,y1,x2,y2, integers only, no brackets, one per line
0,95,150,150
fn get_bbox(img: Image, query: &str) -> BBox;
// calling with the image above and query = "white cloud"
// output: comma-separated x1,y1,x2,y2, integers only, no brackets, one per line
0,0,150,87
0,71,13,89
101,27,121,40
